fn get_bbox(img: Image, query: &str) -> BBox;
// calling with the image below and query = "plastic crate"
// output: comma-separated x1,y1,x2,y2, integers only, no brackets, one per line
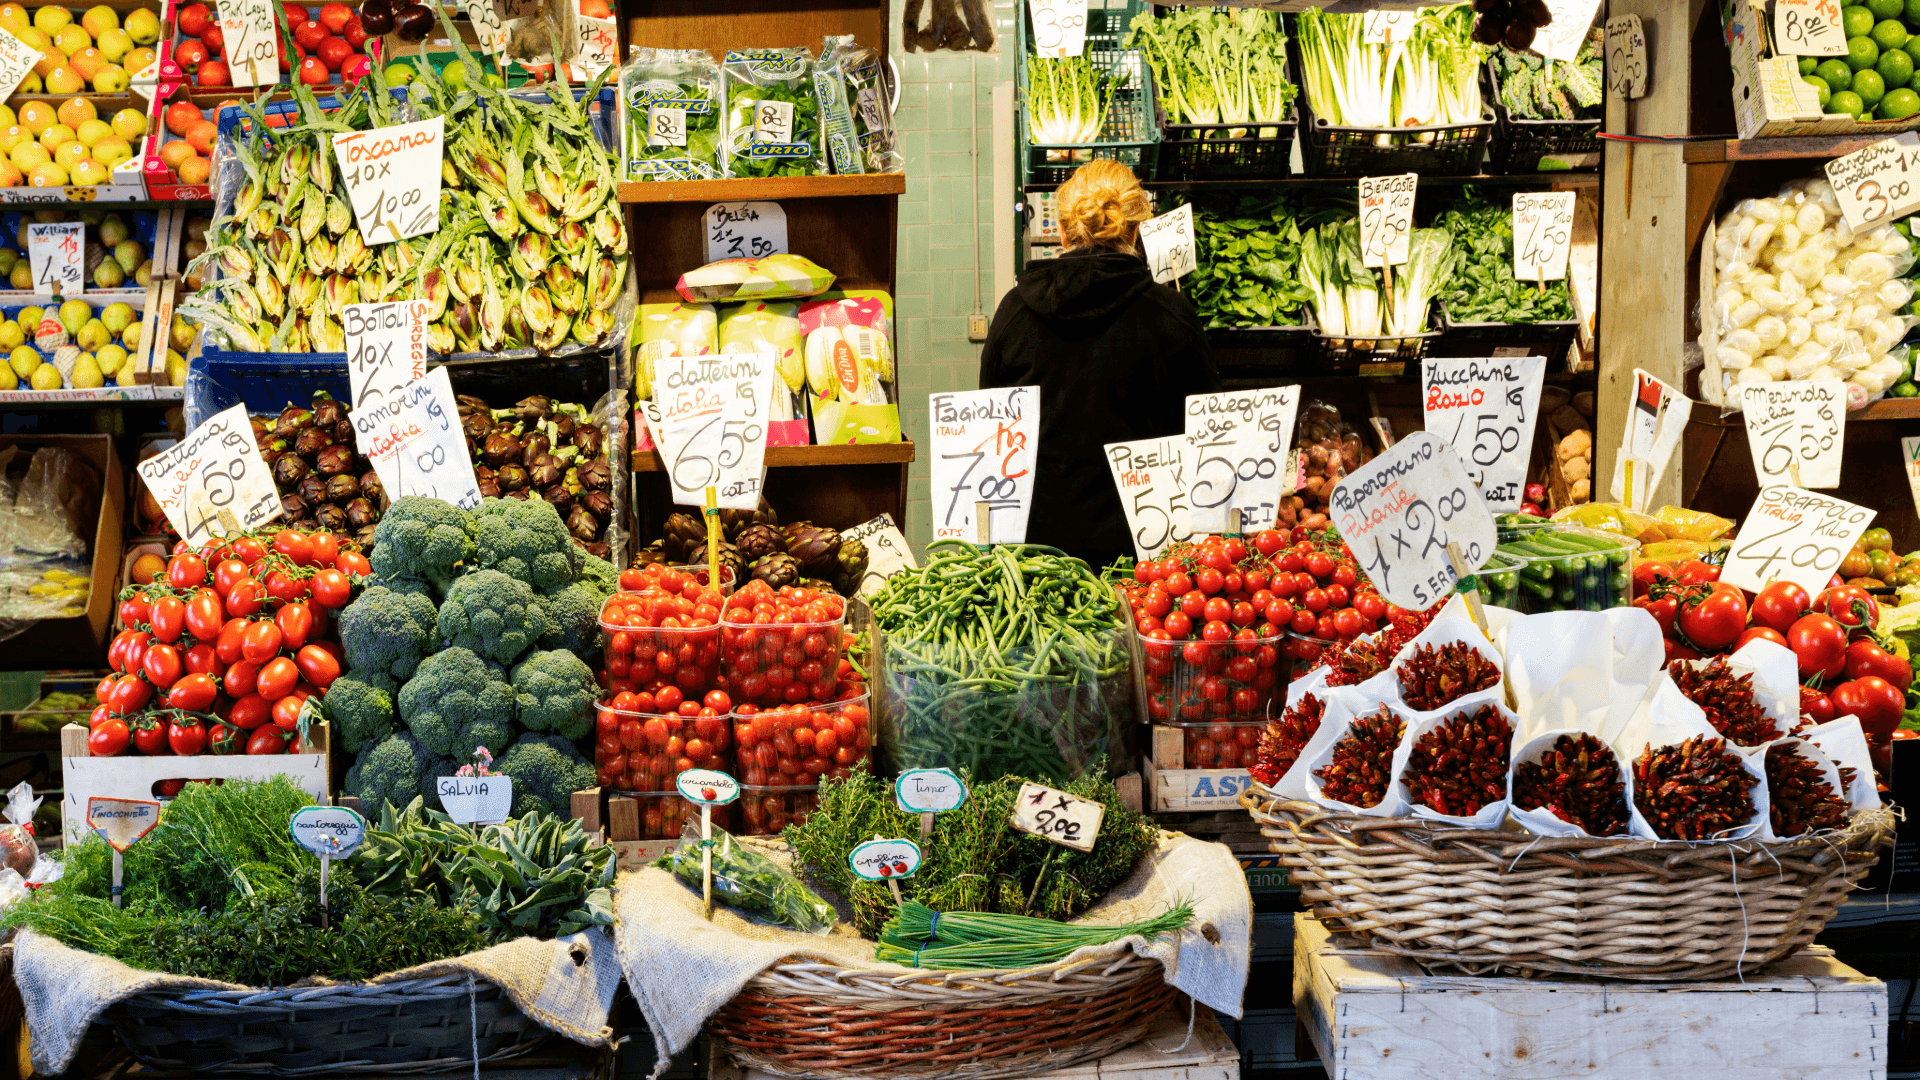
1150,10,1297,181
1018,1,1159,186
1484,63,1600,174
1296,98,1493,177
1433,300,1579,367
1307,304,1442,365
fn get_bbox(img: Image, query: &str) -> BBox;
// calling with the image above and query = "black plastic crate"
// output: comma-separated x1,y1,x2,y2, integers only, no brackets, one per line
1307,306,1441,365
1486,101,1601,174
1296,97,1493,178
1019,1,1160,186
1159,115,1298,180
1434,300,1580,367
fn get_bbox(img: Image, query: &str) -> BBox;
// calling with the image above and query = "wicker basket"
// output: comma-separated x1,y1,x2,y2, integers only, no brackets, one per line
706,951,1177,1080
1245,791,1895,982
103,974,550,1074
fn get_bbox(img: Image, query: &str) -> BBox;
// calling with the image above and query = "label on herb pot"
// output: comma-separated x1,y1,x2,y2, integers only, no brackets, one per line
849,837,922,880
0,28,42,102
1027,0,1088,58
1139,203,1196,285
1009,782,1103,853
930,385,1039,544
1325,431,1497,612
1535,0,1602,62
1774,0,1848,57
343,299,429,411
437,775,513,824
1826,133,1920,231
352,366,483,511
1741,378,1845,489
1421,356,1547,512
840,513,919,595
289,806,367,858
219,0,278,86
896,769,969,814
333,116,445,245
137,402,283,541
1359,173,1417,269
26,222,80,299
1184,386,1300,534
1513,192,1576,282
1363,9,1415,43
676,768,741,806
649,106,688,147
1105,434,1195,559
754,99,794,143
704,200,787,263
1606,14,1650,96
1905,437,1920,520
1721,484,1875,597
87,797,159,852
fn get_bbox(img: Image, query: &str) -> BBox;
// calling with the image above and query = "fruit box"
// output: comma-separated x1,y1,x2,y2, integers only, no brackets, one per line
1,0,166,104
160,0,379,98
142,92,216,198
0,205,163,294
1140,756,1257,812
58,719,331,846
1722,0,1920,137
0,294,163,399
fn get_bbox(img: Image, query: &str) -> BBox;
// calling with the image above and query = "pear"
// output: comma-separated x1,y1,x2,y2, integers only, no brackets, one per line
112,238,140,274
7,344,36,378
95,341,124,374
75,317,108,352
121,321,139,350
166,350,184,386
16,306,39,333
28,362,60,389
134,258,150,286
58,298,89,336
91,259,122,289
99,302,132,334
96,213,126,246
6,263,26,290
69,354,101,388
114,359,137,386
0,363,15,390
169,315,192,350
0,322,23,350
0,249,17,274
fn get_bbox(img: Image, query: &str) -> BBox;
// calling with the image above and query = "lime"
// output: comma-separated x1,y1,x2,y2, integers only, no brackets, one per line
1876,17,1911,49
1873,0,1904,17
1881,46,1914,84
441,60,469,88
1884,85,1920,115
1833,88,1869,114
1846,4,1878,35
1819,56,1856,87
1894,381,1919,397
1850,34,1883,68
1802,55,1820,73
1855,66,1887,102
1807,73,1835,104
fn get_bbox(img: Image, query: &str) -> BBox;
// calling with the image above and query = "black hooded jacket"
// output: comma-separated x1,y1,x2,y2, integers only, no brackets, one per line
978,247,1221,570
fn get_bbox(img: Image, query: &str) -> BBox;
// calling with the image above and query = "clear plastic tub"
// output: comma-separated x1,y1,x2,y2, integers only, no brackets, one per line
722,615,848,707
1466,550,1524,609
593,695,733,791
616,791,735,840
599,589,726,700
1493,524,1637,614
672,562,737,594
1137,627,1286,723
733,695,872,787
1168,718,1265,768
737,785,820,836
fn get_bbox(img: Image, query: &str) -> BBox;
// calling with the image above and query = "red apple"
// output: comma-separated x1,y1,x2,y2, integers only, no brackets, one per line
340,52,370,85
296,54,328,84
197,58,231,85
282,2,308,24
201,22,224,56
316,35,351,70
317,2,352,32
342,15,367,49
293,18,327,50
177,2,211,36
175,38,209,70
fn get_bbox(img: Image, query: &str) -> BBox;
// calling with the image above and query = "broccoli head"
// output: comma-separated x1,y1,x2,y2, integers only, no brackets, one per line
537,581,601,658
510,649,598,740
579,552,619,600
340,585,439,681
437,569,548,666
398,647,516,758
370,496,475,594
324,669,399,754
471,498,584,593
346,732,438,815
495,732,596,818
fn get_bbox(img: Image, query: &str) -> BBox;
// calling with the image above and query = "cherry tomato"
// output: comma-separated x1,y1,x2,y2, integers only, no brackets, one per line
150,595,186,643
185,591,225,642
337,550,372,578
167,672,218,711
265,570,308,605
1787,613,1850,680
255,656,299,700
1735,626,1788,651
1164,611,1192,638
215,618,249,665
1195,568,1225,595
241,621,284,664
109,674,152,714
223,659,260,698
168,553,207,590
1302,588,1329,613
1203,596,1231,624
246,726,289,754
1333,608,1363,637
295,643,340,688
88,718,130,756
209,722,244,755
212,558,249,597
231,535,267,566
1254,530,1285,557
1163,572,1192,597
143,643,183,689
273,692,309,730
310,568,351,609
1801,686,1836,726
1354,592,1387,620
119,594,151,630
308,531,341,568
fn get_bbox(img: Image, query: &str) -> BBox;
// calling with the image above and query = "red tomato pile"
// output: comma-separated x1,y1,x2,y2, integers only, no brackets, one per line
593,688,734,791
634,792,735,841
93,529,364,759
721,581,848,707
734,698,872,788
1181,719,1263,768
739,788,820,836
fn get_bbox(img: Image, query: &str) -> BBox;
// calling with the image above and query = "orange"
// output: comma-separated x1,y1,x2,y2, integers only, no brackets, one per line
131,552,165,584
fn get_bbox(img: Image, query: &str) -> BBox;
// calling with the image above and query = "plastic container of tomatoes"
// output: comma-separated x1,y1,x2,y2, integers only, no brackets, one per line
598,580,727,703
591,692,734,792
622,791,736,840
1136,626,1286,723
671,563,737,594
736,785,820,836
1169,718,1264,769
733,695,872,787
1282,633,1327,683
720,582,848,709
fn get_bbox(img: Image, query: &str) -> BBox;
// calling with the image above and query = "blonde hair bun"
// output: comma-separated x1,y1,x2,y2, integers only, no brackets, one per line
1056,159,1151,254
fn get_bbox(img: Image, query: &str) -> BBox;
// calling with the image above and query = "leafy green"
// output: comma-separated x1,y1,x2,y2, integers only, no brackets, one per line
1295,6,1484,129
722,49,822,179
1491,32,1604,121
1023,55,1119,144
623,49,725,181
1183,192,1321,328
1124,8,1295,128
1433,187,1574,324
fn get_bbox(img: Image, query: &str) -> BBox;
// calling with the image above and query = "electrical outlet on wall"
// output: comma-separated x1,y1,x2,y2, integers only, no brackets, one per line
968,314,990,342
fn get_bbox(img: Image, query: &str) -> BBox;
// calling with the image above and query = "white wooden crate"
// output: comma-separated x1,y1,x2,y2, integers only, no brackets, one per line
1294,913,1886,1080
710,1001,1238,1080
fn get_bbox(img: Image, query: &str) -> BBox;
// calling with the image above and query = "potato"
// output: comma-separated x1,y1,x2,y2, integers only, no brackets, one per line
1572,391,1595,417
1570,478,1591,502
1558,429,1592,459
1562,455,1591,482
1550,405,1588,436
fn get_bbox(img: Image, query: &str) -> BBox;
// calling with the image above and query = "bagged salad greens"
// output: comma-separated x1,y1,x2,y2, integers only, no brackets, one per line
822,35,902,174
722,49,824,178
658,821,835,934
621,48,726,181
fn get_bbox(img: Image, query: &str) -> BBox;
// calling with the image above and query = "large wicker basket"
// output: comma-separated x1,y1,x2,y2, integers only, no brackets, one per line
705,951,1178,1080
102,974,550,1074
1246,790,1896,981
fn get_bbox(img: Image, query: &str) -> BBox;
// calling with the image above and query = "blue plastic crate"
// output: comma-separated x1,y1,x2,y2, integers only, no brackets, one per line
186,348,350,429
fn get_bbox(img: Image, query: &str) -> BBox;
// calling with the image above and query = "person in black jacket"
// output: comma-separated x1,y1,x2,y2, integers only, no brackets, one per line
977,159,1221,570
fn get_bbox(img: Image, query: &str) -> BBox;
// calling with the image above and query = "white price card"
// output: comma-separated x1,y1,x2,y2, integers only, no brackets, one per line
1104,435,1195,559
1534,0,1602,62
930,386,1039,544
649,107,687,147
896,769,969,813
351,366,483,511
1009,782,1104,853
26,222,81,298
459,0,506,57
676,768,741,805
1326,431,1497,612
1421,356,1547,512
1362,9,1415,43
850,837,922,880
652,352,729,507
754,99,794,143
840,513,919,595
704,200,788,263
332,116,445,246
573,14,616,76
1775,0,1848,57
87,797,159,852
1139,203,1196,285
343,299,428,411
1720,484,1875,598
1606,14,1649,98
1904,436,1920,520
219,0,277,86
1027,0,1088,58
1740,379,1845,489
1184,386,1301,534
1359,173,1417,269
437,775,513,824
288,806,367,858
0,28,42,104
136,402,284,541
1513,191,1576,282
1610,367,1688,510
715,352,772,510
1825,133,1920,231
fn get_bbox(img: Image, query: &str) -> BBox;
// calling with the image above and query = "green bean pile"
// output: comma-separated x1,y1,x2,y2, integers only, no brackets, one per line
872,542,1132,783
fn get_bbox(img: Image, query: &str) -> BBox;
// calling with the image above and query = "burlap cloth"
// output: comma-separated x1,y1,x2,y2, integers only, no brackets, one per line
14,927,622,1075
614,831,1251,1077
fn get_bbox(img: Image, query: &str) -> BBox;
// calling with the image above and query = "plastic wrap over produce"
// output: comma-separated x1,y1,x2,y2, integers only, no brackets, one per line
1705,178,1916,408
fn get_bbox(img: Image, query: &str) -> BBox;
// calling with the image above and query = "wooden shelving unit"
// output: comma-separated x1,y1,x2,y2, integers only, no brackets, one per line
617,175,907,203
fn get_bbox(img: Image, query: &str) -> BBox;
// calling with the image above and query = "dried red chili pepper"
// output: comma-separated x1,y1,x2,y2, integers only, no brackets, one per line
1314,708,1405,808
1513,732,1629,836
1320,638,1389,687
1377,607,1437,658
1671,658,1776,747
1396,641,1502,712
1765,743,1850,837
1250,693,1324,787
1403,704,1514,816
1632,735,1759,841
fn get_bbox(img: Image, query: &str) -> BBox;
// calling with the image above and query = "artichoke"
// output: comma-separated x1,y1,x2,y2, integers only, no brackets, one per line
748,552,801,590
717,496,778,539
733,522,785,562
663,511,708,562
785,524,844,578
837,538,870,579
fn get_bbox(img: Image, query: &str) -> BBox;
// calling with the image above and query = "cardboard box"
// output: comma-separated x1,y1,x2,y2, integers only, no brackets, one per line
1142,757,1256,812
1722,0,1920,138
59,720,331,844
0,434,123,667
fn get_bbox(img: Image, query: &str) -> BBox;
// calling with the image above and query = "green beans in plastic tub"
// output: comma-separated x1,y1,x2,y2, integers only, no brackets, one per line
656,821,835,934
871,542,1133,784
1494,523,1636,614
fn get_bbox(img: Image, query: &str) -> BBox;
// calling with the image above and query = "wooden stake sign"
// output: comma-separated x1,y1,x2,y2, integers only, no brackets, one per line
676,768,740,918
850,836,923,902
289,805,367,929
87,797,159,908
896,767,969,840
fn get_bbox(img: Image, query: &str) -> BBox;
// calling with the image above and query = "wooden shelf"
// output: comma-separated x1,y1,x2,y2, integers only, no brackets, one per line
618,175,908,204
632,440,916,472
1682,135,1886,163
1690,396,1920,425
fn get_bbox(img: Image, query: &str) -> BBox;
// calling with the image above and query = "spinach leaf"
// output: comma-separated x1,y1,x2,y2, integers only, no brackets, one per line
1433,187,1574,325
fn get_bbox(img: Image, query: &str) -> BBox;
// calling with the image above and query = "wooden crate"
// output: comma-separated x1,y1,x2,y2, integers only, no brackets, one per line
709,1001,1239,1080
1293,914,1887,1079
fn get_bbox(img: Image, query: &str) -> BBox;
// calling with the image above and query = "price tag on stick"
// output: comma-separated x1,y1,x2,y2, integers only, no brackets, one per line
704,200,788,262
219,0,278,86
1825,133,1920,231
1362,9,1414,43
26,222,80,298
678,769,740,917
1359,174,1417,269
1009,782,1104,853
929,386,1039,544
1613,368,1688,511
332,116,445,245
1720,484,1875,598
289,806,367,929
438,775,513,825
459,0,507,59
1606,14,1649,97
1513,192,1576,282
1421,356,1547,512
88,797,159,908
1184,387,1301,534
352,366,483,510
1741,379,1845,489
897,768,969,840
136,403,284,541
343,299,429,411
1905,437,1920,521
654,354,770,508
1775,0,1848,57
714,352,772,510
1139,203,1196,285
1105,435,1195,559
1027,0,1088,58
1325,431,1497,612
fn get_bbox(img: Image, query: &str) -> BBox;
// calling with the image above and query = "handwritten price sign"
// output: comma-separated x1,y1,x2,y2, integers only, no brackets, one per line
332,117,444,246
351,366,482,511
840,513,919,595
1027,0,1087,58
1513,192,1576,282
1605,14,1648,98
1009,782,1104,853
930,386,1039,544
1421,356,1547,512
652,353,732,506
1139,203,1196,285
1721,484,1875,598
1359,173,1417,269
26,222,81,298
1740,379,1845,489
459,0,506,58
135,403,284,541
1104,435,1194,559
343,299,428,411
1775,0,1847,57
703,200,788,263
0,28,42,104
1535,0,1602,62
714,352,772,510
1362,9,1415,43
1184,387,1300,534
219,0,277,86
1825,133,1920,231
1904,436,1920,521
1326,431,1496,611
